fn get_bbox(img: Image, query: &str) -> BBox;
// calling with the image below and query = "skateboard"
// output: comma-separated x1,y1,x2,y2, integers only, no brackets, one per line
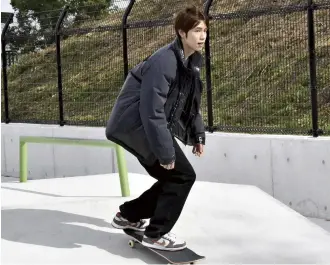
123,229,205,264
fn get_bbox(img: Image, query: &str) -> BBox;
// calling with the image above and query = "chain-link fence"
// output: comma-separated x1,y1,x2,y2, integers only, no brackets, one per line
59,4,126,126
1,0,329,136
315,6,330,134
209,1,313,134
3,9,63,124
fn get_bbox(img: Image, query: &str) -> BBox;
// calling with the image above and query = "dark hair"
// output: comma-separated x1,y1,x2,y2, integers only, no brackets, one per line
174,5,206,37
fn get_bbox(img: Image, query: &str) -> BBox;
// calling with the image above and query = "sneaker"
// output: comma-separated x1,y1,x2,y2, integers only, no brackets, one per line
141,232,186,251
111,212,147,231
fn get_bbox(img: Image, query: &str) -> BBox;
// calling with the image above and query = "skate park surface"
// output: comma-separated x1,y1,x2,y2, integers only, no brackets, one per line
2,173,330,264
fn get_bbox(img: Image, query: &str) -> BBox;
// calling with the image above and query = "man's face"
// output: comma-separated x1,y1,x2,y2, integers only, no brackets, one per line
179,20,208,52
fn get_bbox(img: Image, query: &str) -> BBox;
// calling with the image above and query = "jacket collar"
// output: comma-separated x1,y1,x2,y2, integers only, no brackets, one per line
170,37,203,75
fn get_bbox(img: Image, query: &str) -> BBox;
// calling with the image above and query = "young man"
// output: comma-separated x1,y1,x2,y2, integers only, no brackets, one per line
105,5,207,251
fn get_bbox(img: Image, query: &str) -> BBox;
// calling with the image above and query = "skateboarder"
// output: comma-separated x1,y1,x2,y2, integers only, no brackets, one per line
106,5,207,251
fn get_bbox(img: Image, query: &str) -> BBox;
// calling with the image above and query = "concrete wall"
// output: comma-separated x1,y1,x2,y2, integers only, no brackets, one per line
1,123,330,220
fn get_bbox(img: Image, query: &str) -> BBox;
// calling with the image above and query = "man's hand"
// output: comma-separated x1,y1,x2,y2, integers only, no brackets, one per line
160,161,175,170
192,144,204,157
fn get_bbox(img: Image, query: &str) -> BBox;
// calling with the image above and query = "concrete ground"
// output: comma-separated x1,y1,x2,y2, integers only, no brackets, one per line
2,173,330,264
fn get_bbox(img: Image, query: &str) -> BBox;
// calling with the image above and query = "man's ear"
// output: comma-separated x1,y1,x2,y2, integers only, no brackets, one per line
178,29,186,39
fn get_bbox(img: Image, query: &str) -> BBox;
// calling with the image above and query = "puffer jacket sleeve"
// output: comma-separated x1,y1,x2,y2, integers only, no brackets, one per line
139,54,177,165
192,74,206,145
191,56,206,145
192,111,206,145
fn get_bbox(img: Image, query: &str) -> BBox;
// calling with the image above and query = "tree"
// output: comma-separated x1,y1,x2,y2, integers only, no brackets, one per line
7,0,112,53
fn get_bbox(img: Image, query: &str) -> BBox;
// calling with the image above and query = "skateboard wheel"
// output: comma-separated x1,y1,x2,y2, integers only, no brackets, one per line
128,240,135,248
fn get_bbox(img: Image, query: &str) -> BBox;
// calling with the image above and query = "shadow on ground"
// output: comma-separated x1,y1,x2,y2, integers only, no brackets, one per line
1,208,165,264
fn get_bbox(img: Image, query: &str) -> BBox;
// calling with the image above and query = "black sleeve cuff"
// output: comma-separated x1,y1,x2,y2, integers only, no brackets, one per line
195,134,205,145
159,154,176,165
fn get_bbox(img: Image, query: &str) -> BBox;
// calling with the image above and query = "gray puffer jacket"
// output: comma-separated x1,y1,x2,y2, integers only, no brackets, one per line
106,37,205,166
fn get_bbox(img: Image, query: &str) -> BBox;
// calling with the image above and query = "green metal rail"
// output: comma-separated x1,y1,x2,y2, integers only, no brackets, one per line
19,136,130,197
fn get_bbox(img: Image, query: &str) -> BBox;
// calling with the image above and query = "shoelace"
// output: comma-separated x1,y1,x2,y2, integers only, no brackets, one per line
163,232,176,242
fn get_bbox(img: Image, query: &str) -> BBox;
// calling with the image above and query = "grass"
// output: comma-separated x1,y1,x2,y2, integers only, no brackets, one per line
1,0,329,135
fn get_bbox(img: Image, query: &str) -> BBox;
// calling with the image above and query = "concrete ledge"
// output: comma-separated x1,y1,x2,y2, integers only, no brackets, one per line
1,123,330,219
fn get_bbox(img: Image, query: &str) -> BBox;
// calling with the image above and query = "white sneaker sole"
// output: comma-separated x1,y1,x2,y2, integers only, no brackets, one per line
141,240,186,251
111,221,145,231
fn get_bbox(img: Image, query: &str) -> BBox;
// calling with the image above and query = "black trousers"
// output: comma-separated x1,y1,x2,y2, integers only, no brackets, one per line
119,139,196,238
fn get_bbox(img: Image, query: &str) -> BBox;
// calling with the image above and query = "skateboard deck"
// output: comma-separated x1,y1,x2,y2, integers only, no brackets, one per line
123,229,205,264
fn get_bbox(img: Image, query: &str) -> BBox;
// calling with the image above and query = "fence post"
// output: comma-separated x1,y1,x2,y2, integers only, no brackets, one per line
1,13,14,124
204,0,215,132
122,0,136,79
55,5,69,126
307,0,320,137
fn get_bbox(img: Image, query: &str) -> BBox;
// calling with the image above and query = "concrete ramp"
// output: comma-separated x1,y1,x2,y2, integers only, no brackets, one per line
2,174,330,264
